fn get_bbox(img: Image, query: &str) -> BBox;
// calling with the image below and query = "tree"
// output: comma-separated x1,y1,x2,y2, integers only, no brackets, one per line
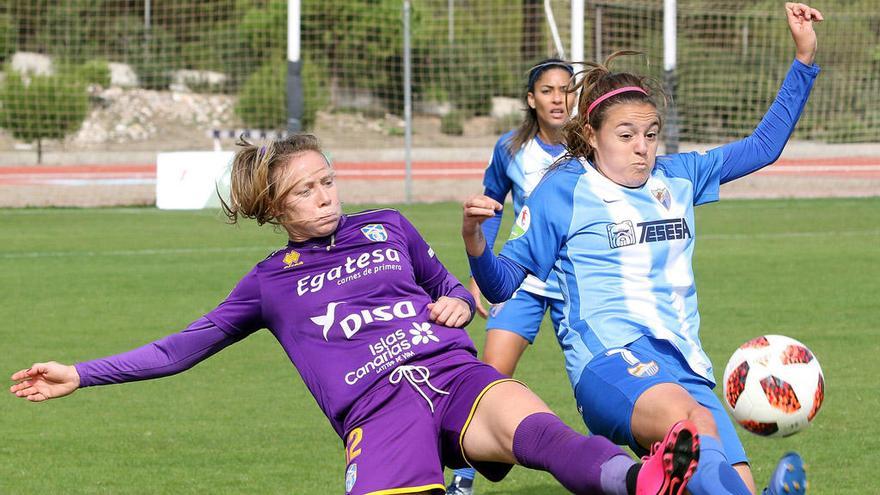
0,69,89,163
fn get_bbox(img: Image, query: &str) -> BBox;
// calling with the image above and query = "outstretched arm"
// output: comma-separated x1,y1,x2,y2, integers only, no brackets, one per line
719,3,823,183
10,269,264,402
10,362,80,402
9,317,249,403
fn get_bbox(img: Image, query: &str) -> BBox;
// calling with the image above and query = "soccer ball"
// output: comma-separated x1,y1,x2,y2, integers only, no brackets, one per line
722,335,825,437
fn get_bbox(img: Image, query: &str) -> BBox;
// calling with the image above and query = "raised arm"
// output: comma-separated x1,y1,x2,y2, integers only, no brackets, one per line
718,3,823,183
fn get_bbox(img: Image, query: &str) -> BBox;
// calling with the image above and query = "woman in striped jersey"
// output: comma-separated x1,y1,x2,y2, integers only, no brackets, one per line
464,3,822,495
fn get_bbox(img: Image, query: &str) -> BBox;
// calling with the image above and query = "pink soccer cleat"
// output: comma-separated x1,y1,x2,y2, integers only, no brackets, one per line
636,420,700,495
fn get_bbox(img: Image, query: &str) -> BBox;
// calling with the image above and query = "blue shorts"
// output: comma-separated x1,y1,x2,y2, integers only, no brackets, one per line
485,289,564,343
574,336,748,465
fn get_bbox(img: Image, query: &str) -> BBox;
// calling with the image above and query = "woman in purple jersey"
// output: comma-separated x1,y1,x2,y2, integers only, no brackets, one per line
11,134,698,495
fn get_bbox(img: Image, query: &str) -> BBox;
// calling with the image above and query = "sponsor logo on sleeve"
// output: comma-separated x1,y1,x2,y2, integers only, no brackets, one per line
508,205,531,240
360,224,388,242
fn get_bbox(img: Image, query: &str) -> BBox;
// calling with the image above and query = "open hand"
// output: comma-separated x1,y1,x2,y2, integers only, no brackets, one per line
10,362,80,402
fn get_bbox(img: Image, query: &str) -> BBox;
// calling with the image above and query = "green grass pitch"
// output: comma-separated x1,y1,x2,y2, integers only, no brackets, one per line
2,198,878,494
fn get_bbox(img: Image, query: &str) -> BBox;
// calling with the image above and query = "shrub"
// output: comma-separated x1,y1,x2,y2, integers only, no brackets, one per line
494,112,522,135
440,110,465,136
76,59,111,87
0,68,89,163
235,58,327,131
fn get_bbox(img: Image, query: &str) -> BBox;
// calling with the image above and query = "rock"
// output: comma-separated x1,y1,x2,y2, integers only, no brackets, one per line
169,69,228,93
70,87,236,146
491,96,522,119
10,52,54,76
108,63,139,87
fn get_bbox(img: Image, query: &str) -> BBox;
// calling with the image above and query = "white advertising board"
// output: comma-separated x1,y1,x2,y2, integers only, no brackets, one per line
156,151,234,209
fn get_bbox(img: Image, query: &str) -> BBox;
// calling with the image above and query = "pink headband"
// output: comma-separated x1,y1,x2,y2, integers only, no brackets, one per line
586,86,649,117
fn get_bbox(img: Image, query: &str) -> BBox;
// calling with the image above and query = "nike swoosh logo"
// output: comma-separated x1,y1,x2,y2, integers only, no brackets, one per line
602,198,622,203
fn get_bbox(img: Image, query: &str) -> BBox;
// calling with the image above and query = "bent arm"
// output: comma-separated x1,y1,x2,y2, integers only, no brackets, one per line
468,248,528,304
718,59,820,184
399,214,476,316
75,317,249,387
481,189,507,253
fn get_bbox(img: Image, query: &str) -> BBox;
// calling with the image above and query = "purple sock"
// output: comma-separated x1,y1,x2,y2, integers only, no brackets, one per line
512,412,628,494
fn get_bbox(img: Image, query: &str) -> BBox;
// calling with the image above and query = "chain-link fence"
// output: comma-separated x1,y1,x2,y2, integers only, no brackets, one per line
0,0,877,164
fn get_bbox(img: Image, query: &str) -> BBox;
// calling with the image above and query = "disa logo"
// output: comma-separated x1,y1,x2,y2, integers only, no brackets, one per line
311,300,417,340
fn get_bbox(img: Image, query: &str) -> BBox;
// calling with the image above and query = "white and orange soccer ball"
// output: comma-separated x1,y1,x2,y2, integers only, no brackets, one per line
722,335,825,438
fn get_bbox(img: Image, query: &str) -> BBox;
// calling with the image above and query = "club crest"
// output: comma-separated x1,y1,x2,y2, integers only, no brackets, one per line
360,224,388,242
345,463,357,493
651,187,671,209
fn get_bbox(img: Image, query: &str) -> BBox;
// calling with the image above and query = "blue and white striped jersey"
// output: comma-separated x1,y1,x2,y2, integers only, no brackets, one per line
500,150,725,386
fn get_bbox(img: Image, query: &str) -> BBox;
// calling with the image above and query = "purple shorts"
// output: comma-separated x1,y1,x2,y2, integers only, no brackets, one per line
340,349,517,495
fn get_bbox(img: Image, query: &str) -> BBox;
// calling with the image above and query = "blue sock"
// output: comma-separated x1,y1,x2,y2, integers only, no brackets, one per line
453,467,475,481
687,435,752,495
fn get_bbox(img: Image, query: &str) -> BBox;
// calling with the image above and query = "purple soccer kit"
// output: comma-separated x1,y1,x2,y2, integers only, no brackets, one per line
74,209,513,495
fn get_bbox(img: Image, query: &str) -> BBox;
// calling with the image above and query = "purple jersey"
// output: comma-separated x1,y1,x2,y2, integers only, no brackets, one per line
75,209,477,436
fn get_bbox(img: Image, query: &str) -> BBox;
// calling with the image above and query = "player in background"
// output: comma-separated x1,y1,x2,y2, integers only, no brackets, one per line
447,58,575,495
462,3,821,495
11,134,700,495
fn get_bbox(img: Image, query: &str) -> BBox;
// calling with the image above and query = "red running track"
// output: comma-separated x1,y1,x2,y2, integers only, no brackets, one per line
1,157,879,185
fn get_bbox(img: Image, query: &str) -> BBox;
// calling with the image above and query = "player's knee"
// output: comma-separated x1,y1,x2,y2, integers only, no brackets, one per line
686,404,719,437
483,353,517,376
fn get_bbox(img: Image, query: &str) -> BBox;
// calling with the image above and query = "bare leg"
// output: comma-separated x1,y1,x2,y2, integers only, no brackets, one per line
461,381,552,464
482,329,530,376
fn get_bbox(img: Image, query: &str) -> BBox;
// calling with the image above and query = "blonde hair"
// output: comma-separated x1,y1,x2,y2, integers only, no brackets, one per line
561,51,665,163
221,133,326,226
